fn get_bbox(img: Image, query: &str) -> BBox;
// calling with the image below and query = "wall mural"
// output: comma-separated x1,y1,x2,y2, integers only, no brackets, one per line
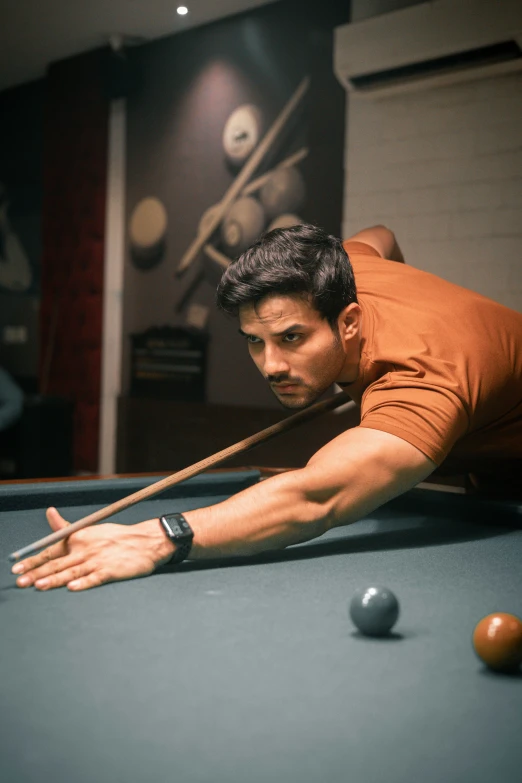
129,196,168,270
127,77,310,327
123,0,348,408
222,104,263,166
176,77,308,279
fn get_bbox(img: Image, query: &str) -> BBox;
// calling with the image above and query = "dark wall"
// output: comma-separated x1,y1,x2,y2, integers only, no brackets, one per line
124,0,349,408
0,80,44,384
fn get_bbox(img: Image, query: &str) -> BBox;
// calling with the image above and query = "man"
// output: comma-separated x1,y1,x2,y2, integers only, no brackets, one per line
12,224,522,592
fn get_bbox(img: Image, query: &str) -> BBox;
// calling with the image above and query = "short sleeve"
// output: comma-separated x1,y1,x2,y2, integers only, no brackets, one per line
358,377,470,465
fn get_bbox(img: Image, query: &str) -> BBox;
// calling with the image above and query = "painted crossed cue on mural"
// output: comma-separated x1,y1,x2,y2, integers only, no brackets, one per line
176,76,310,276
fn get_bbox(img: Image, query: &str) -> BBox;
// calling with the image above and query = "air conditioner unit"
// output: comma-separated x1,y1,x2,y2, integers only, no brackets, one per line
334,0,522,98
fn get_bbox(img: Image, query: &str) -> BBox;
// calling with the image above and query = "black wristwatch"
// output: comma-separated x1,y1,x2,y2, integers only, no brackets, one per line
159,512,194,565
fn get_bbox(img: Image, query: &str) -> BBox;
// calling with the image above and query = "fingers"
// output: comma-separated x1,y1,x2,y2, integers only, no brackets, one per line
33,562,95,591
15,555,116,592
67,571,108,591
39,565,114,592
14,553,86,588
46,506,71,532
11,520,156,593
11,507,71,577
12,539,68,577
24,562,105,592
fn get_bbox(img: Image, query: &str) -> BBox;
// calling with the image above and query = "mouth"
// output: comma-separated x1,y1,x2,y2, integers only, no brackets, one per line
272,383,300,394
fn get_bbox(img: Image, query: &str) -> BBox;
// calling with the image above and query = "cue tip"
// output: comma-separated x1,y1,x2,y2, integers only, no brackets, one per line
8,547,32,563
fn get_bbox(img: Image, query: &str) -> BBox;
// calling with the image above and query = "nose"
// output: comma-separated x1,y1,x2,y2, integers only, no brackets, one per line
263,343,290,378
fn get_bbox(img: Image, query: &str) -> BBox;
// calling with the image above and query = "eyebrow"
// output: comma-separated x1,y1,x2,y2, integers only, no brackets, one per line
238,324,306,338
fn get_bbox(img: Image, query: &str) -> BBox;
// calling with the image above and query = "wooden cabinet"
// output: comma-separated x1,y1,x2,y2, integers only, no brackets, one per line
116,396,359,473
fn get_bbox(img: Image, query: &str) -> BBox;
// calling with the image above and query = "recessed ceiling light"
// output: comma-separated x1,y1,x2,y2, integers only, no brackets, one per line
177,6,188,15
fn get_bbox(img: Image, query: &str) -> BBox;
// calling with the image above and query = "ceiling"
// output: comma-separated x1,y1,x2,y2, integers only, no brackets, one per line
0,0,279,92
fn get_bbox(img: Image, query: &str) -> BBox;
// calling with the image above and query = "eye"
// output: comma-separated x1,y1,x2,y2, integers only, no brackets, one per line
283,333,301,343
245,334,262,345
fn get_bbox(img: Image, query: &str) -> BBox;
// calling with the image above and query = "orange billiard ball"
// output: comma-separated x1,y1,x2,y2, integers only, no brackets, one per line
472,613,522,672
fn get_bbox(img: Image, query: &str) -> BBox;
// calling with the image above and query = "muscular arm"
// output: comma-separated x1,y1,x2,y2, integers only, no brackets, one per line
13,428,435,590
185,427,434,559
348,225,405,263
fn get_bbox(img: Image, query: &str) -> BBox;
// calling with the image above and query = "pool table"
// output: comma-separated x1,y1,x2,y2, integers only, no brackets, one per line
1,469,521,783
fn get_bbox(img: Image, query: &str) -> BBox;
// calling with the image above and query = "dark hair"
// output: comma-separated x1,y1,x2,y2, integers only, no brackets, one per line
216,224,357,327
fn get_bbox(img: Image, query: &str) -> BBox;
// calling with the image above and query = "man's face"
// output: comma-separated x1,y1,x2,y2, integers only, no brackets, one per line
239,294,359,409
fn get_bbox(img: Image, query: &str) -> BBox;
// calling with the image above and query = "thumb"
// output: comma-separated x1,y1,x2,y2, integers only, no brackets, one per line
46,507,70,531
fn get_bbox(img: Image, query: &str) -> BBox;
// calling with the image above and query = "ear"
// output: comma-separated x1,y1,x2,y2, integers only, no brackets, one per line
338,303,361,343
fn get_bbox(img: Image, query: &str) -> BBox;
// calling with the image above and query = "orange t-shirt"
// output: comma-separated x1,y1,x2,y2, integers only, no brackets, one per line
342,240,522,468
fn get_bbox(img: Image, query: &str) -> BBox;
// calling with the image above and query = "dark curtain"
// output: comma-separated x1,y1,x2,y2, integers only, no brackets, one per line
40,50,109,471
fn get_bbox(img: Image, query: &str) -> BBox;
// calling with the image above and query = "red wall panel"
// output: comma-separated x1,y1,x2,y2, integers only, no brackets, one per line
39,50,109,472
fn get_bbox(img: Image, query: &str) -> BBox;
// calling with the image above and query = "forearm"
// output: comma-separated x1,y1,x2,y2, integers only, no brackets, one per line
13,430,434,593
147,430,434,565
13,470,342,592
176,469,332,561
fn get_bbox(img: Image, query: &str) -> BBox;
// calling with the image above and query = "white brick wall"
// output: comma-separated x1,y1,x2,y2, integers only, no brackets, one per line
343,73,522,311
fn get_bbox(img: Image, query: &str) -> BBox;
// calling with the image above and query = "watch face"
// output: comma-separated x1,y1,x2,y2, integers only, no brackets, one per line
163,514,192,539
170,520,184,536
222,104,262,166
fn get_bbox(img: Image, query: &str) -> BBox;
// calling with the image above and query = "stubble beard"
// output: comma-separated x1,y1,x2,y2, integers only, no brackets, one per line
267,329,346,410
269,367,342,410
270,384,322,410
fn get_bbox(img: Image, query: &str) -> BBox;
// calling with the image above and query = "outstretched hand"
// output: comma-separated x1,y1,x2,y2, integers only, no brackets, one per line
12,508,175,592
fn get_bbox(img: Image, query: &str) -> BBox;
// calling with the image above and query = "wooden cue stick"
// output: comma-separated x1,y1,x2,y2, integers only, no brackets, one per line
8,391,350,562
176,77,309,276
203,244,232,269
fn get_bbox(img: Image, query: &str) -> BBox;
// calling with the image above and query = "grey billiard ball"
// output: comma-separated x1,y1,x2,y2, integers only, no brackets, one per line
349,586,400,637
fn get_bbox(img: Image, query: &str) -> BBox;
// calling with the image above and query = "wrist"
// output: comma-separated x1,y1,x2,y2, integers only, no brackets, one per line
140,518,177,567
